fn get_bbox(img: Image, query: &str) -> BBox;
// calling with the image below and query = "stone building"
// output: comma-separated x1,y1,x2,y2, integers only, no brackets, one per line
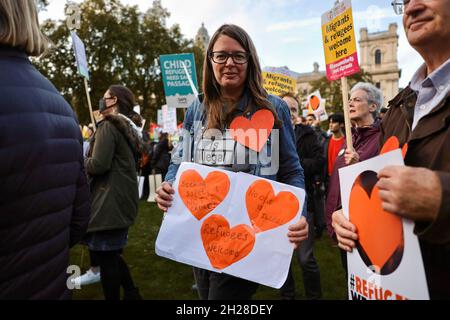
294,23,401,106
195,23,210,52
359,23,401,104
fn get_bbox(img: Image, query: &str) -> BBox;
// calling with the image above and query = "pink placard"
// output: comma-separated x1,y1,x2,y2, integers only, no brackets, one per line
326,52,360,81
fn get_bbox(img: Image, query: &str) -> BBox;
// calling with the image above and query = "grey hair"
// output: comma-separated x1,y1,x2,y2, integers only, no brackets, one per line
350,82,383,118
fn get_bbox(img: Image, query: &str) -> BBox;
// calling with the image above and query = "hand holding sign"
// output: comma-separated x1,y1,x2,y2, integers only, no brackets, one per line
156,163,306,288
377,166,442,222
338,149,429,299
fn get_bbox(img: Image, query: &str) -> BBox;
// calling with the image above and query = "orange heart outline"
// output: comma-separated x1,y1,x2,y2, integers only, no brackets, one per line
201,215,256,270
230,109,275,153
246,180,300,233
178,169,230,221
349,171,404,275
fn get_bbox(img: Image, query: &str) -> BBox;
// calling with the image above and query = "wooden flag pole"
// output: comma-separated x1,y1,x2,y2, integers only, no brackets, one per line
341,76,353,151
84,78,97,132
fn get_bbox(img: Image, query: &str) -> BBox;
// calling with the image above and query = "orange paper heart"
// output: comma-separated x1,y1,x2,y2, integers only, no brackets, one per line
246,180,299,233
201,215,255,270
309,95,320,111
349,171,404,274
178,170,230,221
230,109,275,152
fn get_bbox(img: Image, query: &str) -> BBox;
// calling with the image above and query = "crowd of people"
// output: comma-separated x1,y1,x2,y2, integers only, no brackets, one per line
1,0,448,300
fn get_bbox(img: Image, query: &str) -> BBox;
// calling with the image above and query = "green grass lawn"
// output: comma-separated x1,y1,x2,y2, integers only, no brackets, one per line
70,201,347,300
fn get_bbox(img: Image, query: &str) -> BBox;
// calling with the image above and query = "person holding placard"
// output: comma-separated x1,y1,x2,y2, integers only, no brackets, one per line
333,0,450,299
151,132,172,181
280,93,323,300
156,24,308,300
0,0,90,299
326,82,383,275
84,85,146,300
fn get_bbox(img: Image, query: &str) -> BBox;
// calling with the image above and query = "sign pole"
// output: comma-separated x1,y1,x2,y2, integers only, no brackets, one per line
341,76,353,151
84,78,97,132
321,0,359,152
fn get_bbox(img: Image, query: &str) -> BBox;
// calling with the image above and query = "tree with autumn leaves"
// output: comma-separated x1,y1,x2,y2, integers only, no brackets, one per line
35,0,204,125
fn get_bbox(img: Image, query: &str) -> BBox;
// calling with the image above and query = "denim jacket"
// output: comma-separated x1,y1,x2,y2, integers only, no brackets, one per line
165,93,306,213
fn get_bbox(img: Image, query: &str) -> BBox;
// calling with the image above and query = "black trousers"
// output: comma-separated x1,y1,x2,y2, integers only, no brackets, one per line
280,213,322,299
90,250,139,300
193,267,259,300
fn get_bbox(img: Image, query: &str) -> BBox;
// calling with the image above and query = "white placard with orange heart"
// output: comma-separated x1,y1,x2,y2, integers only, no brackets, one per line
339,149,429,300
155,162,305,288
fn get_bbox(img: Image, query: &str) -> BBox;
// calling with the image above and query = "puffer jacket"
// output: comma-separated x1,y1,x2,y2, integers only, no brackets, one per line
0,46,90,299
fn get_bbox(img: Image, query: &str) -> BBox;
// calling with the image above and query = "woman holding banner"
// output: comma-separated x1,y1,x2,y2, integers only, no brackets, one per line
156,24,308,300
325,82,383,275
84,85,146,300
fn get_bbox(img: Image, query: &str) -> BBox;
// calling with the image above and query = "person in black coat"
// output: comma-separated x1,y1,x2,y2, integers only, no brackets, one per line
151,132,171,181
0,1,90,299
280,93,323,300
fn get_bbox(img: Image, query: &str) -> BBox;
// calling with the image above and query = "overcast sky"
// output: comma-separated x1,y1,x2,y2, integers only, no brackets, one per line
39,0,424,88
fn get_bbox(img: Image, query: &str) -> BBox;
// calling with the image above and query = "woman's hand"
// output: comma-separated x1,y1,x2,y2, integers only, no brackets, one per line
288,216,308,249
331,209,358,252
344,148,360,165
156,182,175,212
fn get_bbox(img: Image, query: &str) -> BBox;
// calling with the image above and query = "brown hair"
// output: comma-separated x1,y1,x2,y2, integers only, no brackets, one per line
203,24,282,129
108,85,136,117
0,0,50,56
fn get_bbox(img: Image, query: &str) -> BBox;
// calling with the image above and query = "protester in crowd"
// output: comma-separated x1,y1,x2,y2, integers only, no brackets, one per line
326,82,383,275
333,0,450,298
84,85,146,300
379,107,389,120
151,132,172,181
279,93,323,300
304,113,328,238
73,111,148,288
324,113,345,190
139,135,154,201
155,24,308,300
299,116,307,125
0,0,90,299
306,113,329,146
81,125,95,158
287,98,303,125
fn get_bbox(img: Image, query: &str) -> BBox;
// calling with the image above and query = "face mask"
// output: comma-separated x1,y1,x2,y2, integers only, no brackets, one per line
99,98,114,113
99,99,106,112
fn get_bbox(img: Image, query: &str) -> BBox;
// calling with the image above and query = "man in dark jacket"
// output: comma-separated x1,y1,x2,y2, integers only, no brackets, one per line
280,93,323,300
151,132,171,181
0,0,90,300
332,0,450,299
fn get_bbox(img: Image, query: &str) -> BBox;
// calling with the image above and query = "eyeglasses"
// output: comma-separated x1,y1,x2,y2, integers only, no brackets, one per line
209,51,250,64
391,0,432,15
